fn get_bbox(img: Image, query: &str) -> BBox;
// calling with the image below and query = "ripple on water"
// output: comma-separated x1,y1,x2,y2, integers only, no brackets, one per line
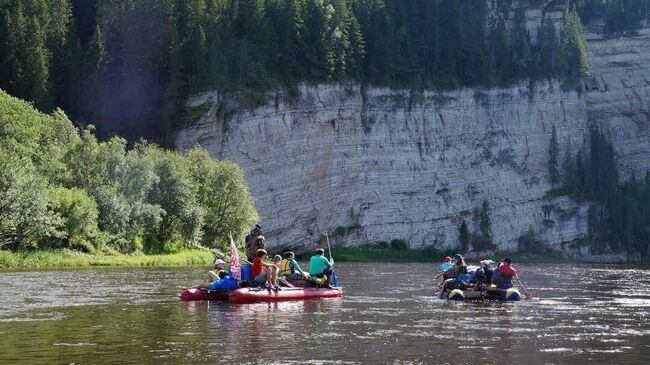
0,263,649,365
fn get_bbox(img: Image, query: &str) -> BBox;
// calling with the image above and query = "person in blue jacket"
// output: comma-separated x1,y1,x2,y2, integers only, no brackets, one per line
189,258,237,291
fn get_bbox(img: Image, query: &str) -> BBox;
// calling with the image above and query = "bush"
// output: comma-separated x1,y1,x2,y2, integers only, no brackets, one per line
335,226,348,237
146,147,204,249
390,239,409,251
0,90,259,256
517,227,547,255
0,156,54,250
186,149,258,249
47,186,99,251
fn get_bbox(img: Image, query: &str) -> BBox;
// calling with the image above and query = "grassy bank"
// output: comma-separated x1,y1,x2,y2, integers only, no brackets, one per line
0,250,215,270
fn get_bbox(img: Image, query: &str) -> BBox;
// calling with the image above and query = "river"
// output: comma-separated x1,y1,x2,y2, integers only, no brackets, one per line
0,262,648,364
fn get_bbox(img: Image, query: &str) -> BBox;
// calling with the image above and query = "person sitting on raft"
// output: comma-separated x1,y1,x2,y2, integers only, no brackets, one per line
251,249,281,290
439,256,454,280
437,254,468,298
280,251,310,280
309,248,334,289
189,258,230,290
475,259,495,289
492,257,518,289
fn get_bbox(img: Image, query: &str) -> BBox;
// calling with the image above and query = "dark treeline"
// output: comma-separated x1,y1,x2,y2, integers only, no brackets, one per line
577,0,650,34
1,0,590,143
560,130,650,259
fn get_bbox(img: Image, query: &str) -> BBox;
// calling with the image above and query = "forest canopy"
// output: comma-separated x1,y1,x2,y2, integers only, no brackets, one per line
0,0,597,143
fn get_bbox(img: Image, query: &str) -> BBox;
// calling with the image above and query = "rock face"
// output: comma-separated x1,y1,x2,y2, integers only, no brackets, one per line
176,18,650,256
177,81,589,252
586,26,650,178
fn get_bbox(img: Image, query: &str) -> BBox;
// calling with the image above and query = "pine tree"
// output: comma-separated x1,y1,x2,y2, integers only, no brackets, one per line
560,9,590,81
576,145,587,193
549,124,560,184
511,6,533,77
458,219,470,252
562,147,575,191
488,16,510,83
536,15,558,77
478,200,494,249
457,0,488,85
19,15,51,107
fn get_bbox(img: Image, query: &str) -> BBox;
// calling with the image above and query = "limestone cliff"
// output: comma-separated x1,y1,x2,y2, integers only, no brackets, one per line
176,21,650,257
177,81,589,252
586,26,650,178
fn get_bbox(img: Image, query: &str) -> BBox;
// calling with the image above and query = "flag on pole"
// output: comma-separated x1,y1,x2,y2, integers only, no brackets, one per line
229,233,241,280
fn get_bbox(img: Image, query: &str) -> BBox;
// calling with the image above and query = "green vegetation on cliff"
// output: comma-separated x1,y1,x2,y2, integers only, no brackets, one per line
0,90,258,258
1,0,589,143
560,130,650,259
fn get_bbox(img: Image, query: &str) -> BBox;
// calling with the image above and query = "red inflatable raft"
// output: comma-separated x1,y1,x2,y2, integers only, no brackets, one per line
228,287,343,304
179,287,342,303
179,288,229,301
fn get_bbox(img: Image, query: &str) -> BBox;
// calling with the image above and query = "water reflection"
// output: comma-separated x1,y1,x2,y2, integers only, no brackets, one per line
0,263,649,364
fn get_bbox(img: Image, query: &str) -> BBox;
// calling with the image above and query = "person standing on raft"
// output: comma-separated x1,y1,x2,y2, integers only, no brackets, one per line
309,248,334,289
245,224,266,262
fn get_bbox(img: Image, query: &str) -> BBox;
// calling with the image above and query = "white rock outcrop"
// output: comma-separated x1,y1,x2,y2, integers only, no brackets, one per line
177,81,589,252
177,20,650,256
586,27,650,178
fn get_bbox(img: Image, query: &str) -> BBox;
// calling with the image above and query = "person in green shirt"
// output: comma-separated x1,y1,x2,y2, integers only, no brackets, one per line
309,248,333,288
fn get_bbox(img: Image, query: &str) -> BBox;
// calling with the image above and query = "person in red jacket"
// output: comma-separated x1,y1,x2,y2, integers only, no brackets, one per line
251,249,281,290
493,257,517,289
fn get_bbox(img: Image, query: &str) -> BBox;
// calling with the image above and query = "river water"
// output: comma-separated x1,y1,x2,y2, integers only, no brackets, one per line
0,262,648,364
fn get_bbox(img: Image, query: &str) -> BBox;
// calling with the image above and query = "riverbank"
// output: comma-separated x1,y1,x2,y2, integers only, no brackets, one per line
328,246,575,264
0,250,215,270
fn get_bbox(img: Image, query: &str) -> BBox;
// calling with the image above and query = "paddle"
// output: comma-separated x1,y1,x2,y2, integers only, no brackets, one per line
325,232,338,287
515,277,534,299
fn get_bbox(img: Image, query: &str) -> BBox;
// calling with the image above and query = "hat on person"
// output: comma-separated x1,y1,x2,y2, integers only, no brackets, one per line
502,257,512,264
453,254,463,260
214,259,225,267
273,254,282,262
443,256,452,263
479,259,495,266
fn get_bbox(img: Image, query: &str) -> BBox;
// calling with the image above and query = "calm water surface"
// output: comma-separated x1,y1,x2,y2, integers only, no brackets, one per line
0,263,649,364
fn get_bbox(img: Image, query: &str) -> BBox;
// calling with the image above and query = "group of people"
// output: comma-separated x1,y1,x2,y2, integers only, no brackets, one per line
193,246,335,292
250,248,334,290
193,224,332,291
435,254,519,298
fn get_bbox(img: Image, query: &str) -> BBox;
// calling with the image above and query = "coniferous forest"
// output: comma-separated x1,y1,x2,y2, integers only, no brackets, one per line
559,130,650,259
0,0,602,143
1,0,649,260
